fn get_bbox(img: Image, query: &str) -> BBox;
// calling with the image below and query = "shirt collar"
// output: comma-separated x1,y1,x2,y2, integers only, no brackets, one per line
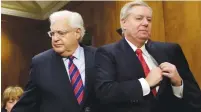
63,44,83,61
72,44,82,59
125,37,148,55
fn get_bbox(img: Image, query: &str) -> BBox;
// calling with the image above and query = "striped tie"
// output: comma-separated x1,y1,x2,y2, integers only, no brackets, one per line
68,55,84,105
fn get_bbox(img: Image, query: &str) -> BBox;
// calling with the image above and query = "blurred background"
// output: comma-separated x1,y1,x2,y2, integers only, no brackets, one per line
1,1,201,93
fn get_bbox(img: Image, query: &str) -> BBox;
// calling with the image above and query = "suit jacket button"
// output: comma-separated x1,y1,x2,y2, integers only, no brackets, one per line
85,107,90,112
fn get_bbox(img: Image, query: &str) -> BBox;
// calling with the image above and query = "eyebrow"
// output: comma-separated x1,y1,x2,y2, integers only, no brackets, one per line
134,14,152,18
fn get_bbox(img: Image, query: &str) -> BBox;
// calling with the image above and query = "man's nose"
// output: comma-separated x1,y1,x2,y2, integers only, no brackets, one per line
52,33,60,41
142,18,149,26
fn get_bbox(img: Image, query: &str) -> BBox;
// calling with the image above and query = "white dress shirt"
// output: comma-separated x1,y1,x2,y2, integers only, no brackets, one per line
63,45,85,85
125,38,183,98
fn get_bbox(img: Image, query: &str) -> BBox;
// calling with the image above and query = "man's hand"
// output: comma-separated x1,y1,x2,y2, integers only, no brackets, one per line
159,62,182,86
145,67,163,88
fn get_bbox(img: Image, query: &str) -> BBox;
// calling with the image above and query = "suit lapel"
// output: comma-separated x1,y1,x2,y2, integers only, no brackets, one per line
80,46,93,108
120,38,169,97
120,38,146,78
145,40,170,97
52,51,80,109
145,40,167,65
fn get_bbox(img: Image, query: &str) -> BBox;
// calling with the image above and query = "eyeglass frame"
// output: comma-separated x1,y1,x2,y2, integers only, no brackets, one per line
47,29,77,38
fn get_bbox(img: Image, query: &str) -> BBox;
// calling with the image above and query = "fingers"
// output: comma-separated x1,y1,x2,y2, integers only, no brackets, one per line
159,62,171,69
159,62,176,73
160,62,180,79
162,72,171,78
160,66,171,73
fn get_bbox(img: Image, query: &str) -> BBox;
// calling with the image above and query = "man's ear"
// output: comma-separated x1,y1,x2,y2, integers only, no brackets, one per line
120,19,126,30
76,28,81,40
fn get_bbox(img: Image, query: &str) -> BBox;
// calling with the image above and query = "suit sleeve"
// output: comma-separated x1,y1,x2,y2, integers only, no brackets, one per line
12,59,41,112
172,44,201,112
94,47,143,104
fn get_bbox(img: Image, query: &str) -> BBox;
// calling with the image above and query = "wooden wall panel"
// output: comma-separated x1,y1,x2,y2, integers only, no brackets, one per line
2,31,23,88
163,1,201,87
64,1,165,47
1,15,51,92
64,1,122,47
147,1,165,42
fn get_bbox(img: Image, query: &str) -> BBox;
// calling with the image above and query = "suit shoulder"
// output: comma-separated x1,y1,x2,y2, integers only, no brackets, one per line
152,41,180,49
95,42,120,60
32,49,55,63
84,46,97,53
97,42,118,52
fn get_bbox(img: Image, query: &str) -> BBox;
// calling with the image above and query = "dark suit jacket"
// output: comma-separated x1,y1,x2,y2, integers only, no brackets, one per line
12,45,99,112
95,38,201,112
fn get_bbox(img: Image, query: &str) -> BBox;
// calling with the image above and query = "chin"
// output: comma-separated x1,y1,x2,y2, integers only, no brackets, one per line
140,35,150,40
53,47,65,54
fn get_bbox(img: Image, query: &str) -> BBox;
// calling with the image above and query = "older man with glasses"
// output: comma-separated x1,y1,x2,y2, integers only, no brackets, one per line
12,10,100,112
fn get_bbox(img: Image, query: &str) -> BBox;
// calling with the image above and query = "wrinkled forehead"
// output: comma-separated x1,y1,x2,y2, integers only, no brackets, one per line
50,18,71,30
128,6,152,17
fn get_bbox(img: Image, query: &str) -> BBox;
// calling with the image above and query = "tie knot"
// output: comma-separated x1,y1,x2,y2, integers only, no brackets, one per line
68,55,75,61
136,49,143,56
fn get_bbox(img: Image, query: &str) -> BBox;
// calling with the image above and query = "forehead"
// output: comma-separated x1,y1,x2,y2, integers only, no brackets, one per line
4,95,19,102
50,18,70,30
128,6,152,17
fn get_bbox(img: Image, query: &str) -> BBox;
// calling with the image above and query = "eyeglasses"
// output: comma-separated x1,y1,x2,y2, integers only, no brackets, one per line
47,30,71,38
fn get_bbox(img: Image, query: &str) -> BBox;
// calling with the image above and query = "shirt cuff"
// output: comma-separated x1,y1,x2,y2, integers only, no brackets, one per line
139,78,150,96
172,80,183,98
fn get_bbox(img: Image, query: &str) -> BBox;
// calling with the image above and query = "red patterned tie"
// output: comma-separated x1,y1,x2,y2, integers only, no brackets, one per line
136,49,157,96
68,56,84,104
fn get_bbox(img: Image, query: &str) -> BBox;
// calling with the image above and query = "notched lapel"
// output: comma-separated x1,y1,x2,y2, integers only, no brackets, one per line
120,38,146,79
81,46,93,108
145,41,170,97
53,51,80,107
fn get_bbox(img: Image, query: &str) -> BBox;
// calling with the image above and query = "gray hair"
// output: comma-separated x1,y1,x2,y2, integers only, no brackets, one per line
49,10,85,42
120,1,152,34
